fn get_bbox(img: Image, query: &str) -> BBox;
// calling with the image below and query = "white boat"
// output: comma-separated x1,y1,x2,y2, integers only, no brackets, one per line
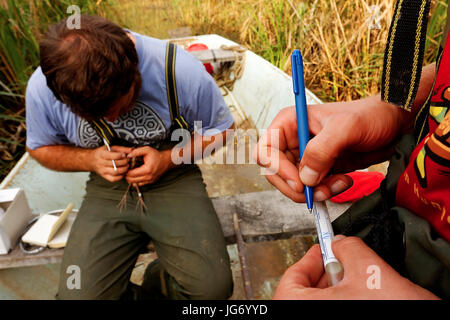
0,35,350,299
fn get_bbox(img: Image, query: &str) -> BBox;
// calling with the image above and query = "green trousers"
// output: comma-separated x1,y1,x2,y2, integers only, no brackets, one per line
56,164,233,300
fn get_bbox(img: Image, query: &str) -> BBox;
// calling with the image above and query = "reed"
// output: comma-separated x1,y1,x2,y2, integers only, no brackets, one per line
164,0,446,102
0,0,115,179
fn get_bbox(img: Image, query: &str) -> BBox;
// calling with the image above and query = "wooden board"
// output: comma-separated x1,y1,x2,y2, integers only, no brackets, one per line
212,190,351,242
0,245,63,269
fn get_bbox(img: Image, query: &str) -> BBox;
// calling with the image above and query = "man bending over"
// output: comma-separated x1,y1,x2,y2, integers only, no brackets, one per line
25,15,234,300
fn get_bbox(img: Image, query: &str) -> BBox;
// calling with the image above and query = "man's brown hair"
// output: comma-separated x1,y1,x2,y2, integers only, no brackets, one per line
39,15,141,121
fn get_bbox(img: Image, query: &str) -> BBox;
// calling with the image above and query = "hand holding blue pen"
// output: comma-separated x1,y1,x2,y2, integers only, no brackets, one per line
291,49,344,286
290,49,313,212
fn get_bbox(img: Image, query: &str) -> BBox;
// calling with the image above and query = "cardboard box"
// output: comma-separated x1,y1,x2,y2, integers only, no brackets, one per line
0,188,34,255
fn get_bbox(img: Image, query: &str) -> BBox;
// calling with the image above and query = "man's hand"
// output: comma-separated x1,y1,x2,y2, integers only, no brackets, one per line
254,64,436,204
253,96,405,203
125,146,173,186
273,236,439,300
26,144,132,183
90,145,132,182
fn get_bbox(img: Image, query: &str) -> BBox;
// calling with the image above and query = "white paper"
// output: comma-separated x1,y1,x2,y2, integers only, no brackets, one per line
21,214,59,247
47,215,75,248
313,201,339,266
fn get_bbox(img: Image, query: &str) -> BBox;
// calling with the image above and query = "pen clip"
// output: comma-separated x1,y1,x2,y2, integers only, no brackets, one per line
291,50,300,95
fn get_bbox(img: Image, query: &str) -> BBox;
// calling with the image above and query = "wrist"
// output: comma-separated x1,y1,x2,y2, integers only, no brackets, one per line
369,94,413,135
85,147,99,172
162,148,177,170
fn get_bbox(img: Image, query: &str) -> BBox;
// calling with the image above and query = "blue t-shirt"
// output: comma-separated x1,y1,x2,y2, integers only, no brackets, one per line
25,31,234,150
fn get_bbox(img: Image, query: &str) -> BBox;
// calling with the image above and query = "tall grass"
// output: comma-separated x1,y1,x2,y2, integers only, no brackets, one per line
165,0,447,102
0,0,116,179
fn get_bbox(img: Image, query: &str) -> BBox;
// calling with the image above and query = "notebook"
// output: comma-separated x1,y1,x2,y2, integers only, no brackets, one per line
21,203,75,249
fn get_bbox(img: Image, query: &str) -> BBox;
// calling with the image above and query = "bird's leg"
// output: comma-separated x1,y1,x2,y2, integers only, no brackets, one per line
131,155,147,214
134,185,147,214
117,183,131,212
117,153,147,214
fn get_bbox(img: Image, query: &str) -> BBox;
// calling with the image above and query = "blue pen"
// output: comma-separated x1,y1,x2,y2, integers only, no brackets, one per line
291,50,344,286
291,49,313,212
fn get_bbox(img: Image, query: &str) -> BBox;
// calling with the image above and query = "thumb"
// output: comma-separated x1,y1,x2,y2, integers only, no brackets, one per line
331,236,365,264
331,236,382,278
299,120,349,186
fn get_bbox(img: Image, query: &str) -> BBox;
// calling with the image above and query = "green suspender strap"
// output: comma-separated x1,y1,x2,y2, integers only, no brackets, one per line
89,117,129,147
381,0,431,112
89,117,135,147
165,42,189,132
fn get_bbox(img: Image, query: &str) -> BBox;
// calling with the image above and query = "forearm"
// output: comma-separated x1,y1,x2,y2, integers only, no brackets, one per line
352,63,436,139
26,145,94,172
388,63,436,134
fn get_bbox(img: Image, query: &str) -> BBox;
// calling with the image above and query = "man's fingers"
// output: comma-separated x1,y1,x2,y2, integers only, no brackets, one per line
266,174,305,203
322,174,353,195
126,165,149,178
273,244,325,300
103,174,124,183
127,146,152,158
282,244,325,288
299,115,357,187
104,164,129,176
312,174,354,201
126,175,147,183
256,143,303,190
110,145,133,154
275,154,304,192
100,158,129,169
101,158,129,168
126,175,154,184
103,151,127,161
316,273,329,289
137,181,152,187
331,236,387,279
111,158,129,168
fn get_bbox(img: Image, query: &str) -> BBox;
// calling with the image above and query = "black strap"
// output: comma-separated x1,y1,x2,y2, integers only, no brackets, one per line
89,118,134,147
381,0,431,111
165,42,189,131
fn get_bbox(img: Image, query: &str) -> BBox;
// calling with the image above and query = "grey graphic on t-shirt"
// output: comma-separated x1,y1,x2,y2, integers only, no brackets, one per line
77,101,168,149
